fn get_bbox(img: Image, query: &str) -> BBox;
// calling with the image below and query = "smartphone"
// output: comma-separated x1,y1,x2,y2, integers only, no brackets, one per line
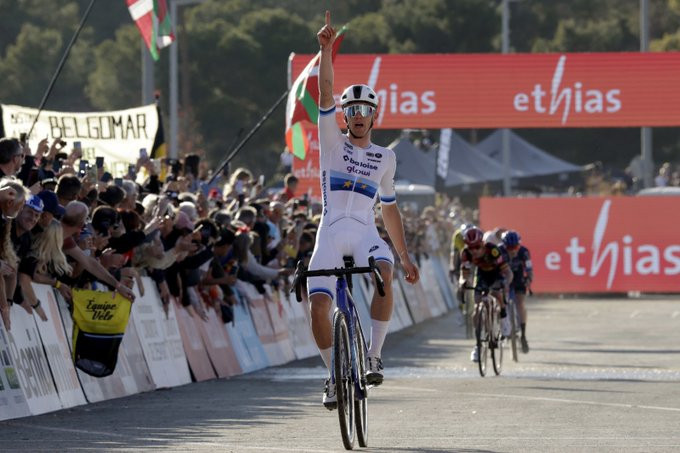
128,164,136,179
114,177,123,187
258,174,265,186
139,148,148,160
74,141,81,150
95,156,104,169
78,160,88,176
19,133,27,145
52,159,62,173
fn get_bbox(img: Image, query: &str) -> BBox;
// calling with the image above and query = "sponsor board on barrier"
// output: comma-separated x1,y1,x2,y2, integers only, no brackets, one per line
238,282,288,366
432,256,456,310
391,275,414,329
226,288,268,373
7,306,62,415
480,196,680,293
397,269,430,323
419,259,448,316
264,289,296,363
131,280,191,388
172,296,216,381
119,316,155,393
0,323,31,420
30,284,86,409
279,289,318,360
194,307,242,378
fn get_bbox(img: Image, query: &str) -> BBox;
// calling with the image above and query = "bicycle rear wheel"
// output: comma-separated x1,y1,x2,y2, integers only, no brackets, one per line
476,304,488,377
509,298,518,363
354,319,368,447
492,303,504,376
465,289,475,339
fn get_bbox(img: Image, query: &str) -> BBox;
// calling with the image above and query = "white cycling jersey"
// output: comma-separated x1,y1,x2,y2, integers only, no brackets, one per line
317,106,397,227
306,106,397,300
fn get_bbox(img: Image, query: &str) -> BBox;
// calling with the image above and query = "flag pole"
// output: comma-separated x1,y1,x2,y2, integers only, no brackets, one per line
209,89,289,186
27,0,98,138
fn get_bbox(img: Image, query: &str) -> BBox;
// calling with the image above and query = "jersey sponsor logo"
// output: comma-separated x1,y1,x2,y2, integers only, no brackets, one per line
343,143,353,155
369,245,379,253
342,155,378,171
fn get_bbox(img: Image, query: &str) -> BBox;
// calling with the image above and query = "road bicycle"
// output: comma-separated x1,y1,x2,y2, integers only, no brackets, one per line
474,287,503,377
293,255,385,450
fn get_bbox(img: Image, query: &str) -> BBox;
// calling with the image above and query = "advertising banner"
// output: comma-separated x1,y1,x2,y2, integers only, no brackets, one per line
173,297,216,381
480,196,680,293
226,288,269,373
31,284,86,409
7,306,62,415
1,103,158,175
131,281,191,388
0,324,31,420
290,52,680,129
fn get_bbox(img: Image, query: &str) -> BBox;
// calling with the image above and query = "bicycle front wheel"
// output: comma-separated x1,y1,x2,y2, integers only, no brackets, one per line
333,311,355,450
492,305,504,376
476,304,488,377
354,319,368,448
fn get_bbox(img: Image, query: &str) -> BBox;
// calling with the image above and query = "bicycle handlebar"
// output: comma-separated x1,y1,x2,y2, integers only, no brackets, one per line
291,256,385,302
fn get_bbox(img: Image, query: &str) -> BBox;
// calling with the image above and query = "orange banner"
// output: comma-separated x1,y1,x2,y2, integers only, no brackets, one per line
480,197,680,293
290,52,680,129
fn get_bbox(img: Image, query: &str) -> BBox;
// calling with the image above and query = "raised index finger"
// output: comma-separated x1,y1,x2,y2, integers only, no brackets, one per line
325,10,331,26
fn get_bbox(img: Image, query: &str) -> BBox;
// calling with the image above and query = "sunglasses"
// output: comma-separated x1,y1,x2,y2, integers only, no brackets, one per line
343,104,375,118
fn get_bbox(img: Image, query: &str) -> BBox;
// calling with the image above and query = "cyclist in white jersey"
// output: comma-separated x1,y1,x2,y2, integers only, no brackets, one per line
312,11,420,410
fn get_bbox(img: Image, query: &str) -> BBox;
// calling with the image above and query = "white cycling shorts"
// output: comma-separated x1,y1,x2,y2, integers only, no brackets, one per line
307,218,394,301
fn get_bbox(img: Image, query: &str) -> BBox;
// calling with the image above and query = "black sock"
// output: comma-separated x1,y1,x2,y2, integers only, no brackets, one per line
500,308,507,318
521,323,526,337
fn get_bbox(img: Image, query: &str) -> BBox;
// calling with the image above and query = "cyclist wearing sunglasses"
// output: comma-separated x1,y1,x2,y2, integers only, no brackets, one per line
311,11,420,409
499,230,533,353
460,226,513,362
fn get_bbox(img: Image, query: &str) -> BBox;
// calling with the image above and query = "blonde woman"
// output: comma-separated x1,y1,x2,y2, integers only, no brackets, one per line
0,177,28,330
19,219,73,320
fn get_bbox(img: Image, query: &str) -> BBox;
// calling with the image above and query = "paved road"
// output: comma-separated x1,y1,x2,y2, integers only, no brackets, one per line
2,296,680,452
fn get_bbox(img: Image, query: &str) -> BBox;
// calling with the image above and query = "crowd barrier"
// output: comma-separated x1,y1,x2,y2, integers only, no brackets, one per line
0,254,455,421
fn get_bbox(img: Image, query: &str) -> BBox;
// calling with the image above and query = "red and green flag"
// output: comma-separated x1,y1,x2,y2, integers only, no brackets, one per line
126,0,175,61
285,26,346,160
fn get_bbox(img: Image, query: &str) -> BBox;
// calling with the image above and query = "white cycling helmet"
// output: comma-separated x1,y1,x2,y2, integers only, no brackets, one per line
340,84,379,108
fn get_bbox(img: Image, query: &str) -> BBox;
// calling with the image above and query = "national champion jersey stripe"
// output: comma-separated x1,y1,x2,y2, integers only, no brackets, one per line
320,106,336,116
329,170,378,198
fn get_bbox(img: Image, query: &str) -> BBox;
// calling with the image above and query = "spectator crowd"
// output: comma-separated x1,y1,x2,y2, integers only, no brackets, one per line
0,136,464,341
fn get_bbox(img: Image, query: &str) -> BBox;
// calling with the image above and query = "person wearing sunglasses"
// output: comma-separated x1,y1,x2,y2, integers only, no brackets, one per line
460,226,513,362
311,10,420,409
499,230,533,353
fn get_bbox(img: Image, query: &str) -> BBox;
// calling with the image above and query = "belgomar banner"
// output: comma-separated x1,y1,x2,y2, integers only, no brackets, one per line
1,103,158,175
290,52,680,129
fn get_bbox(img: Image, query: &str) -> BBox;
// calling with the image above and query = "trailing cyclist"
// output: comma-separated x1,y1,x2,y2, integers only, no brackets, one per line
312,11,420,410
459,226,513,362
449,223,471,314
499,230,533,353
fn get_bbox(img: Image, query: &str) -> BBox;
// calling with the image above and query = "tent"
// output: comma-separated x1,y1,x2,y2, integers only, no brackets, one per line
476,130,582,177
390,133,514,188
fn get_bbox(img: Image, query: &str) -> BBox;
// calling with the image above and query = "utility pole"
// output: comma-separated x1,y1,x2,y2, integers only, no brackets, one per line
640,0,653,188
501,0,513,196
141,41,154,105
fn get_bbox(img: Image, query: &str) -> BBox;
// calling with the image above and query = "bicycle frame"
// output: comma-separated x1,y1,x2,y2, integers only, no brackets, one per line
334,274,368,400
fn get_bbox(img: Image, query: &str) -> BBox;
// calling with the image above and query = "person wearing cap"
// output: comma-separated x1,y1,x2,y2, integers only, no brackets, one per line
34,190,66,233
40,176,57,192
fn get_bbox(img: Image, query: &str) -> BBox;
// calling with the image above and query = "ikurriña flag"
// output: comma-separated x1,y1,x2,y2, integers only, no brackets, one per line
126,0,175,61
285,25,346,160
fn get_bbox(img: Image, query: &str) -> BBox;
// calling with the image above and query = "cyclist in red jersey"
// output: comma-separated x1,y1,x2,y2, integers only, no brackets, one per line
459,226,513,362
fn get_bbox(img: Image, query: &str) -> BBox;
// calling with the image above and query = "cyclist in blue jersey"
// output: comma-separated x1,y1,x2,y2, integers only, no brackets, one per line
499,230,533,353
312,11,420,410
